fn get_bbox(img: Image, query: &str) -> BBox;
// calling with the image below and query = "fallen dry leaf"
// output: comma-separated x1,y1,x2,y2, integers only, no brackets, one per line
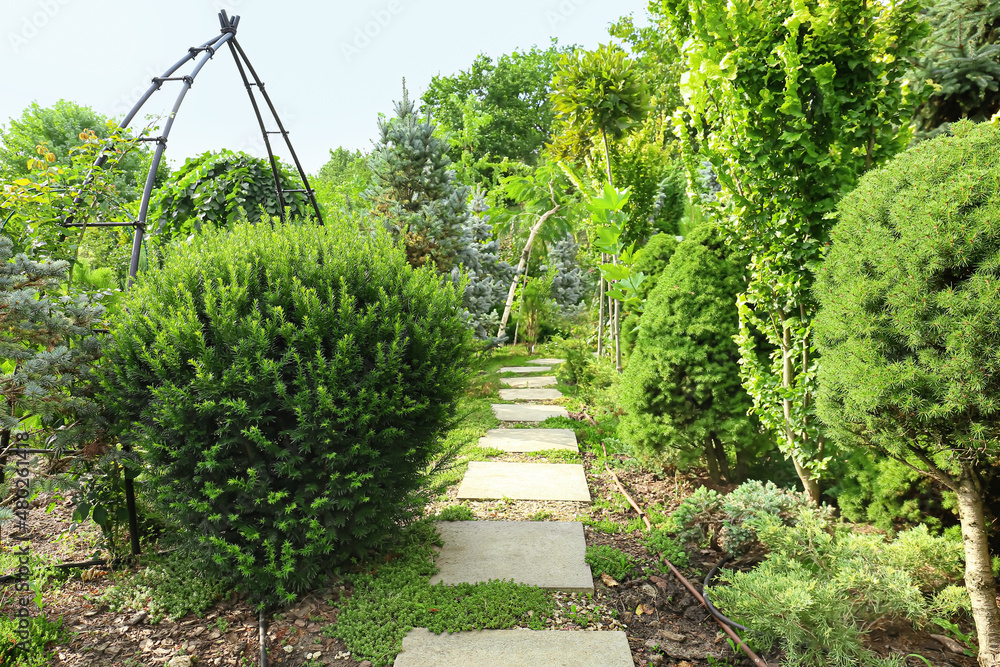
601,573,619,587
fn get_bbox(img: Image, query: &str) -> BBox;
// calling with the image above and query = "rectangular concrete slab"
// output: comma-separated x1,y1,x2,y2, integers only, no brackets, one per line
492,404,568,422
479,428,578,452
430,521,593,593
457,461,591,502
498,388,563,401
528,358,565,365
394,628,632,667
498,366,552,374
499,376,557,388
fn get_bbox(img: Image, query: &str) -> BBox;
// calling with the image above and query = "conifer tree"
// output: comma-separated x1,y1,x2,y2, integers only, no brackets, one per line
367,83,471,273
0,235,104,484
367,84,511,339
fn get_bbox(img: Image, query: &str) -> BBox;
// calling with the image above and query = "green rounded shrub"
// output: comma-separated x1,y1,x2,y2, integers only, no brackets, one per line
621,232,679,355
618,223,770,482
100,217,473,606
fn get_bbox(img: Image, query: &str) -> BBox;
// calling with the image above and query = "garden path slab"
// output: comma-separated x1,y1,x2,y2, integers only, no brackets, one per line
499,375,557,388
498,366,552,374
497,388,563,401
456,461,590,502
528,358,565,365
478,428,578,452
491,404,568,422
394,628,632,667
429,521,593,593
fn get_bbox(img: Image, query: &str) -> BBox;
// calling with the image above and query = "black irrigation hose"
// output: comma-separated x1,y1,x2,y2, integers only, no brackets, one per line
703,556,750,633
0,548,178,584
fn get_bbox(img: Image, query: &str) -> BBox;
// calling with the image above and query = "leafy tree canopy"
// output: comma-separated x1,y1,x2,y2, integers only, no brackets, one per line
421,43,571,184
312,147,371,221
0,99,165,202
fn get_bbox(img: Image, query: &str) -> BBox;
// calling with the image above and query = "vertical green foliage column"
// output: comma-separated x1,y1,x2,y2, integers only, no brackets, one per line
660,0,926,500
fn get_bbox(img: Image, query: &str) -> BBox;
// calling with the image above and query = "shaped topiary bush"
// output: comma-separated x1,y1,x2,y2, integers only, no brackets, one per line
100,217,473,607
617,223,770,482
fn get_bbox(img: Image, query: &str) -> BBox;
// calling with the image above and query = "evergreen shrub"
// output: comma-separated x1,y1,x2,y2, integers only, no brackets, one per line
710,508,967,666
100,217,473,606
617,223,770,482
621,232,679,355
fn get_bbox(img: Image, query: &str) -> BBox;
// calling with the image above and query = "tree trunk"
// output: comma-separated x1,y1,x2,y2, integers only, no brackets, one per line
780,312,821,503
955,462,1000,666
496,203,560,339
614,259,622,373
704,439,721,484
712,438,731,483
597,257,605,358
733,446,749,484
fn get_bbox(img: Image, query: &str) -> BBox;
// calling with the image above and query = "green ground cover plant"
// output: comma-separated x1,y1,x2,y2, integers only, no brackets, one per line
100,548,227,623
0,613,65,667
327,519,552,666
585,545,638,581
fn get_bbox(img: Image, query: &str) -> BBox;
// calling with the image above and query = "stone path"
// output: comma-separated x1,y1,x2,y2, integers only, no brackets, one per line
479,428,577,452
491,403,568,421
499,375,557,388
430,522,593,593
456,461,591,502
394,358,632,666
394,628,632,667
498,387,563,401
498,366,552,374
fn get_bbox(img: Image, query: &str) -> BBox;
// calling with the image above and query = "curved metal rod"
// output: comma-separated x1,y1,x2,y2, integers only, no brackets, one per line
128,30,237,282
226,37,324,224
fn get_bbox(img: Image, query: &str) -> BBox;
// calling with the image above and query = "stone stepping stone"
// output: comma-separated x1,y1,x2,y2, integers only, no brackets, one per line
491,404,567,422
456,461,590,502
499,375,557,388
430,521,593,593
498,388,563,401
498,366,552,374
528,358,565,365
394,628,633,666
478,428,578,452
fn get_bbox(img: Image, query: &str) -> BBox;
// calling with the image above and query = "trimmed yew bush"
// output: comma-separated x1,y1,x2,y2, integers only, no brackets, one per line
100,217,473,607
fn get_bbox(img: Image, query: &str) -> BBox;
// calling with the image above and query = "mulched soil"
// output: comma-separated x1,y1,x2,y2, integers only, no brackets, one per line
0,426,986,667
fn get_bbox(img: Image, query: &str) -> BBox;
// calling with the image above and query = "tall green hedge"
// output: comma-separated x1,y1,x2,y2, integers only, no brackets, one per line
618,223,769,482
100,217,472,606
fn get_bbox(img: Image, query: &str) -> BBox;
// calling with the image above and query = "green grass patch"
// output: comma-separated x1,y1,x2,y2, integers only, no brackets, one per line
435,505,475,521
327,519,553,666
522,448,582,463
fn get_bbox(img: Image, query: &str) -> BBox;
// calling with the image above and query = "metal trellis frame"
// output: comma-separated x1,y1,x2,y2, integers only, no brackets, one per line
58,10,324,558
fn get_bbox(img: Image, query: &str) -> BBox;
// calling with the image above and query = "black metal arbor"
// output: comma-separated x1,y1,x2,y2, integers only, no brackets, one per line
65,10,323,557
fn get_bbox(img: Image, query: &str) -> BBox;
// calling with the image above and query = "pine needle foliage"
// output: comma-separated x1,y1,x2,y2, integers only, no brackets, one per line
617,223,769,483
0,235,104,446
99,216,473,608
710,508,966,667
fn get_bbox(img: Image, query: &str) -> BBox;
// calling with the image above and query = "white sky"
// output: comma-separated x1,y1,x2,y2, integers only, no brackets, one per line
0,0,650,175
